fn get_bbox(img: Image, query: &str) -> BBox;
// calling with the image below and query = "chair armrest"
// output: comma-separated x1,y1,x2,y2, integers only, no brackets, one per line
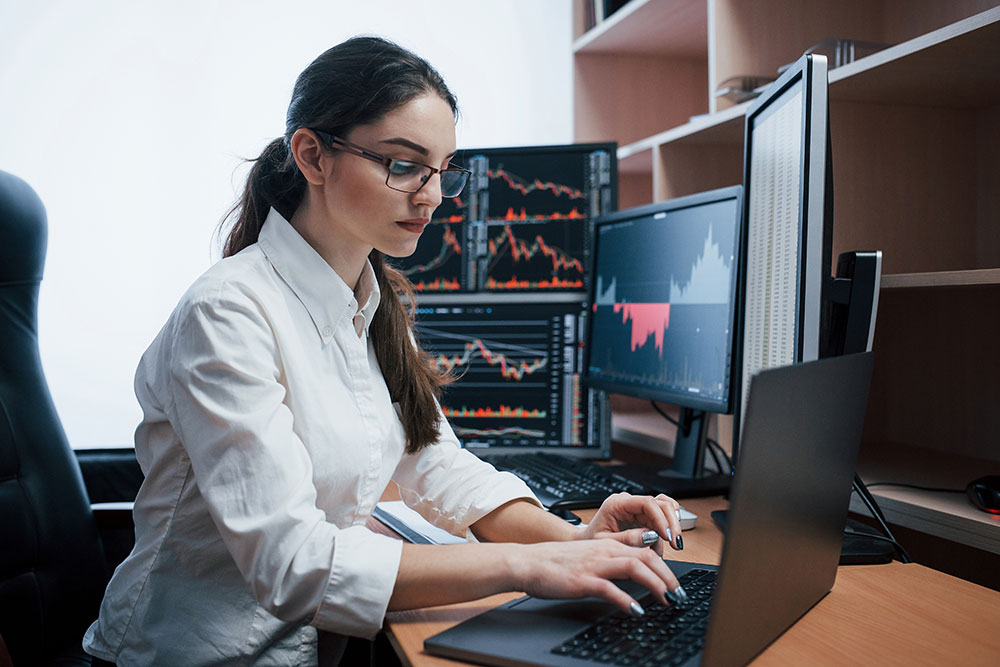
92,502,134,530
75,448,144,503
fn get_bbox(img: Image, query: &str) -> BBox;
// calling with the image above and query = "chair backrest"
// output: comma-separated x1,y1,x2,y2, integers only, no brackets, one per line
0,170,109,664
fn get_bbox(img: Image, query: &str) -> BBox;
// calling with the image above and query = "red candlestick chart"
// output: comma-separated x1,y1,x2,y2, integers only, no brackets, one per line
397,222,465,292
483,220,587,291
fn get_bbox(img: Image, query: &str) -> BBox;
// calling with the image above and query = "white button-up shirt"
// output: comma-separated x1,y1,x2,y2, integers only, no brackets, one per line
83,209,536,666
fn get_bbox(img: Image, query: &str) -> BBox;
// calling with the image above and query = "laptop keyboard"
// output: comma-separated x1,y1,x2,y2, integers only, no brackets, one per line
482,452,655,510
551,568,717,667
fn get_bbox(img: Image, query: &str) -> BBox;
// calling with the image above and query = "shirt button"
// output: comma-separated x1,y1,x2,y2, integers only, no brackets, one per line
322,326,333,337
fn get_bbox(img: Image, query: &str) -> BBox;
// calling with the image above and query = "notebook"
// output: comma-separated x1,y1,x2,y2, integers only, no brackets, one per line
424,352,874,667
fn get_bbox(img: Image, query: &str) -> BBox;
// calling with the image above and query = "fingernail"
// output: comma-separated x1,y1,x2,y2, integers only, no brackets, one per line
630,601,645,617
675,509,682,520
673,586,689,603
665,589,679,604
665,528,674,544
676,534,684,550
641,530,659,545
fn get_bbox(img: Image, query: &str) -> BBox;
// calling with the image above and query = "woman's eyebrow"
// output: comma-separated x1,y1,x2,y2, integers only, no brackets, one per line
380,137,456,160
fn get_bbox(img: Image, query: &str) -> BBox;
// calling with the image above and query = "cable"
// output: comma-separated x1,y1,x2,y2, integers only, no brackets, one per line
706,438,733,474
649,400,734,475
842,528,909,554
704,440,724,474
852,474,911,563
866,482,964,494
648,400,679,427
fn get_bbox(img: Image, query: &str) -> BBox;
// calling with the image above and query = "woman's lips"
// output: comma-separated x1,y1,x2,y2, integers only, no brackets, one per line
396,218,429,233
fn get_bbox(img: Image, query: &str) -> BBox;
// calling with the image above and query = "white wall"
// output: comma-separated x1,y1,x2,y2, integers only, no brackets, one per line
0,0,573,448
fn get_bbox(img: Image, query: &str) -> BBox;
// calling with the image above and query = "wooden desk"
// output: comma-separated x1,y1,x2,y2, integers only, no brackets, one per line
384,496,1000,666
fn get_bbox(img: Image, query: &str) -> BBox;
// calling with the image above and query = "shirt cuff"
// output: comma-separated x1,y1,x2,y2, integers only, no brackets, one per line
312,525,403,639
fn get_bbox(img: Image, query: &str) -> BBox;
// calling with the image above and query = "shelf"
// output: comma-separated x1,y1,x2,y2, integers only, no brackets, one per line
611,6,1000,175
574,0,707,58
616,103,748,176
830,7,1000,109
853,443,1000,554
880,269,1000,290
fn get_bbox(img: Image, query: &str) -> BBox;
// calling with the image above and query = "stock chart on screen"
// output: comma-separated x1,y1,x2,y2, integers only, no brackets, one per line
415,300,603,449
393,144,616,293
587,196,739,407
396,195,471,292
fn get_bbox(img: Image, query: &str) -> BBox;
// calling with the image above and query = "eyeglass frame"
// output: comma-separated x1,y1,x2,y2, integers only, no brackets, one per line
310,130,471,197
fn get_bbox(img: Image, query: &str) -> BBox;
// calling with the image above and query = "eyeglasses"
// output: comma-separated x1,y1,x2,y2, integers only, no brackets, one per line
312,131,471,198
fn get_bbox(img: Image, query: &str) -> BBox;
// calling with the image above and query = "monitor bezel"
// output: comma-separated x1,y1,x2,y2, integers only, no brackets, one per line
582,185,745,414
732,53,832,457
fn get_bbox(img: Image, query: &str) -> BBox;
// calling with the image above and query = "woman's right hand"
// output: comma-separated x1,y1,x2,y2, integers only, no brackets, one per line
508,538,682,616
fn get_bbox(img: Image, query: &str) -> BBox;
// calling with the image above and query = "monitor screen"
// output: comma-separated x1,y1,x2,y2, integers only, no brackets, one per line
737,54,831,439
393,143,617,293
584,186,743,414
414,297,608,456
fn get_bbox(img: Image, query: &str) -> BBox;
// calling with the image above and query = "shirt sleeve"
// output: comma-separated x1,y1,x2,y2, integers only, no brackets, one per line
163,284,401,638
391,402,541,540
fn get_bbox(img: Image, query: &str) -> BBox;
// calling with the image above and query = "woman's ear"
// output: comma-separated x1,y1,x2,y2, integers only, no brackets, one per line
290,129,328,186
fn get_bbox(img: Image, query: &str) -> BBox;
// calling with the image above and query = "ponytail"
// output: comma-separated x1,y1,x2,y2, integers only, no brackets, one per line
220,138,305,258
369,251,452,453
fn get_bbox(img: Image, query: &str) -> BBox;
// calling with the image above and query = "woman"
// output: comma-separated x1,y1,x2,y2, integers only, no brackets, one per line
83,36,687,666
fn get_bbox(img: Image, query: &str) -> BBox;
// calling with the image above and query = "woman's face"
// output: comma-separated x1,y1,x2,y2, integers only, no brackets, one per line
321,92,457,259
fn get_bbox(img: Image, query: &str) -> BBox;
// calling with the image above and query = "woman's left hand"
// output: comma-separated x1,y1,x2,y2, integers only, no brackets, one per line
579,493,684,555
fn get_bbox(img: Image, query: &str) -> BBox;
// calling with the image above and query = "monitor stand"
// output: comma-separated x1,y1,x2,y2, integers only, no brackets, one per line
614,408,731,499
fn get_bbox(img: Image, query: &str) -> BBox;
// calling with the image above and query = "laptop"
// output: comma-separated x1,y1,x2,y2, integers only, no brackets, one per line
424,352,874,667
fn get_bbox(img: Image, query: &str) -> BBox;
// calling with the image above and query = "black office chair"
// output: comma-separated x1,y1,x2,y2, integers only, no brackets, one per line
0,170,125,665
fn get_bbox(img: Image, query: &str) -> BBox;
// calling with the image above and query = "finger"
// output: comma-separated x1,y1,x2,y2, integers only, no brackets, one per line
592,542,683,603
655,494,684,550
627,496,678,550
604,548,683,607
639,527,665,557
632,549,689,604
587,577,647,617
600,527,666,556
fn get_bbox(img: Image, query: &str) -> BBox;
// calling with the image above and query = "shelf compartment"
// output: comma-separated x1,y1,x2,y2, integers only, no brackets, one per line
830,6,1000,109
864,284,1000,463
574,0,708,58
710,0,1000,113
574,54,708,147
853,442,1000,554
830,101,1000,275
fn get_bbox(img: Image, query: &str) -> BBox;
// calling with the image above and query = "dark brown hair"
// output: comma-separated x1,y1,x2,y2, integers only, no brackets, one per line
220,36,455,453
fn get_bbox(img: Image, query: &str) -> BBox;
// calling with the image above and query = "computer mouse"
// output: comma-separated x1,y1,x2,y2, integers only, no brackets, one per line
966,475,1000,514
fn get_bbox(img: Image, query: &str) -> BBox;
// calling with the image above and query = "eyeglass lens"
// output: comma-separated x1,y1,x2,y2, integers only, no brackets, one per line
386,162,468,197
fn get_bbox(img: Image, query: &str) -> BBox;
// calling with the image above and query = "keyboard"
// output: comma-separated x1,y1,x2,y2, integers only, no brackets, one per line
551,568,717,667
481,452,656,510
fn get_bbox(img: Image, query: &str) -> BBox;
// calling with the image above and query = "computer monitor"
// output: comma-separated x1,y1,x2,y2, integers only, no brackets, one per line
414,295,610,458
584,186,743,496
735,53,833,453
402,142,618,458
393,142,617,292
722,55,885,559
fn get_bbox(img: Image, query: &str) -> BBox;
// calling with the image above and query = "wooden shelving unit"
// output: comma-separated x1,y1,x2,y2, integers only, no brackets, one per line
572,0,1000,556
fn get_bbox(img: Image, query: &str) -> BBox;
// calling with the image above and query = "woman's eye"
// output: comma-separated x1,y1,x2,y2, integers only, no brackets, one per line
389,161,423,177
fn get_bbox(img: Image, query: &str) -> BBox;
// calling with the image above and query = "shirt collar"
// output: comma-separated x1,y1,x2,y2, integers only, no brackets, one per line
257,208,381,342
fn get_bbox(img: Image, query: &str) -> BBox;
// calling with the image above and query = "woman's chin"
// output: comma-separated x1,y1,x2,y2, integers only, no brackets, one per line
379,240,420,259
